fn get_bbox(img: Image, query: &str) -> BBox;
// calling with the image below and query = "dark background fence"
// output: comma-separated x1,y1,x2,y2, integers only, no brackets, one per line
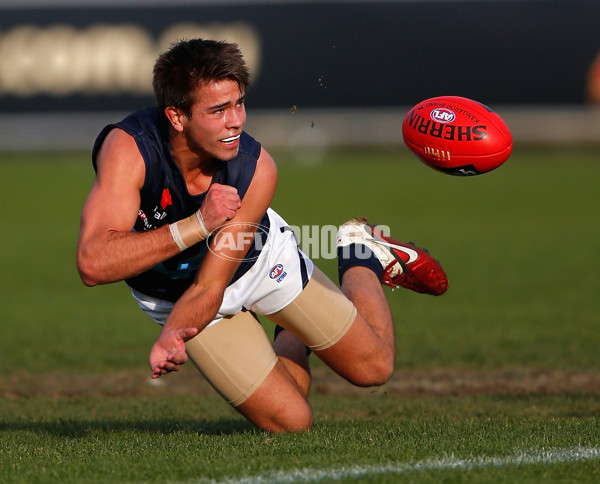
1,0,599,148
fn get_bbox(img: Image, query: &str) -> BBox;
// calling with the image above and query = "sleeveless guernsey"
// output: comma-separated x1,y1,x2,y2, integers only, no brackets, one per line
92,106,268,302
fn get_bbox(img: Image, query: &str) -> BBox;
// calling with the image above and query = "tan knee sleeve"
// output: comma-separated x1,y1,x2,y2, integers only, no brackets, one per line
185,311,277,407
267,267,357,351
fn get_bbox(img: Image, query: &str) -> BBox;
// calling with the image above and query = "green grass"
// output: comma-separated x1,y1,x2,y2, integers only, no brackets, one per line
1,146,600,483
1,394,599,483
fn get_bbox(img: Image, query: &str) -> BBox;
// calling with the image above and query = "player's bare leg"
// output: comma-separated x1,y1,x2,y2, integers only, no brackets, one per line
235,360,313,433
314,217,448,387
314,267,396,387
340,266,395,350
273,329,311,397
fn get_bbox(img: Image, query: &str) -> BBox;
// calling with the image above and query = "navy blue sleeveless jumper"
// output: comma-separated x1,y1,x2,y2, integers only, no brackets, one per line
92,107,268,302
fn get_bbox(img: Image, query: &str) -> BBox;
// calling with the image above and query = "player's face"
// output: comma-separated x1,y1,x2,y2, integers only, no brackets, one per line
183,79,246,162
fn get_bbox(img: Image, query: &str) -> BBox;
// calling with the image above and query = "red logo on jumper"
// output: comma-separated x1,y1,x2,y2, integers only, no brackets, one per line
160,188,172,210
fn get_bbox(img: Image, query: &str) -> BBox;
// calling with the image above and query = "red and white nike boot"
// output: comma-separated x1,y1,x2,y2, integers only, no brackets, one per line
336,217,448,295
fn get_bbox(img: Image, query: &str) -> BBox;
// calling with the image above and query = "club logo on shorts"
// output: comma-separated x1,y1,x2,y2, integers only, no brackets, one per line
269,263,287,283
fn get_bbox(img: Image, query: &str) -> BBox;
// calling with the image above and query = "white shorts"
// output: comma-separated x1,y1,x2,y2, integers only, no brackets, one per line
131,208,314,326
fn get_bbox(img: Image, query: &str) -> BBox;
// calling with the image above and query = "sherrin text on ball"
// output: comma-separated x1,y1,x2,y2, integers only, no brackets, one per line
402,95,512,176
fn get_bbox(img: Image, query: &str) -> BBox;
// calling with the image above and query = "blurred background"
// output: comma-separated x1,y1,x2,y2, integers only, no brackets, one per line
1,0,599,151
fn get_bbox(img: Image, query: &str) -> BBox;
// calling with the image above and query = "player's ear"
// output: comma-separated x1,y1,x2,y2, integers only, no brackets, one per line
164,106,184,132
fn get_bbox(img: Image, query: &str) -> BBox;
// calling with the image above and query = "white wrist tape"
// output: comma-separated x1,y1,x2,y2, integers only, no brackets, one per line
169,210,210,251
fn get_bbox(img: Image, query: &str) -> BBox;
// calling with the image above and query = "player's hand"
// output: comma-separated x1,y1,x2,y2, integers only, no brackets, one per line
149,327,199,379
199,183,242,233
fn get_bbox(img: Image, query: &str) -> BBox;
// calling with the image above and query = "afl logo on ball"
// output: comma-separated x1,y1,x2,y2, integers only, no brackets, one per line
430,108,455,124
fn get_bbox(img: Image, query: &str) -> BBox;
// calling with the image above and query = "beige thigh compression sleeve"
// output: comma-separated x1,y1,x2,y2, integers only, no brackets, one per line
185,310,278,407
184,268,356,407
267,266,357,352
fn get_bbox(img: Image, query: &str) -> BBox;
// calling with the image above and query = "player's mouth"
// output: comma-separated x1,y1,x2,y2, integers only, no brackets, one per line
221,134,240,146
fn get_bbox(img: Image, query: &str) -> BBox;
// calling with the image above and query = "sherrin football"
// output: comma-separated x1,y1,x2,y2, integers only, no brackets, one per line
402,96,512,176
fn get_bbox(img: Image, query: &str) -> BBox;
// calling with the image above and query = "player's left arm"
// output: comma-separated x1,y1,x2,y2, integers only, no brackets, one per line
149,147,278,377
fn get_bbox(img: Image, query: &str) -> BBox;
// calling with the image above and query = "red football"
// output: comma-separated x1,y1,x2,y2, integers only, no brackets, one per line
402,96,512,176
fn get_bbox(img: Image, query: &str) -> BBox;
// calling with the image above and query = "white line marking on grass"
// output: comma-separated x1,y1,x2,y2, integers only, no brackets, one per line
210,446,600,483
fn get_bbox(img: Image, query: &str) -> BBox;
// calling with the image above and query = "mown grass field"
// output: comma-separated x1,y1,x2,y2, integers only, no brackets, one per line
1,144,599,483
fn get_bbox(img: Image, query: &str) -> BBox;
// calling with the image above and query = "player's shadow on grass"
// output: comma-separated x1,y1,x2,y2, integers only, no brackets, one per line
0,417,256,436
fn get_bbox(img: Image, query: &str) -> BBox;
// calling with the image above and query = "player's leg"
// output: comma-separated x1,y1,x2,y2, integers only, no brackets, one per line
323,217,448,382
272,326,311,397
315,266,396,386
130,287,312,432
268,265,395,386
235,358,313,433
185,310,312,433
267,217,448,387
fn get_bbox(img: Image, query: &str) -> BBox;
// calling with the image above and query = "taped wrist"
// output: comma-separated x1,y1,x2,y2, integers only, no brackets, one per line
169,210,210,251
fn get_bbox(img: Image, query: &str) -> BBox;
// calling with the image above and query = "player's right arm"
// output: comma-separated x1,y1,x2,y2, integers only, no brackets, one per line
76,128,180,286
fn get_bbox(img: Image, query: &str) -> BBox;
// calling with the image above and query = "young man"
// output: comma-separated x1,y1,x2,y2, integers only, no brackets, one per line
76,38,448,433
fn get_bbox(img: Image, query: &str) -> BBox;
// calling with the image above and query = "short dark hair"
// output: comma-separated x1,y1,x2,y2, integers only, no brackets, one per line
153,38,250,118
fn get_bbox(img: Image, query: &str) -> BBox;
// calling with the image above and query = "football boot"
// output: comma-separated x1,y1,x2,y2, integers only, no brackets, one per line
336,217,448,295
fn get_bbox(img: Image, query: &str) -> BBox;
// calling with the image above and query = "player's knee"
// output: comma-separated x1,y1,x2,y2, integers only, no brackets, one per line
262,403,313,433
370,355,395,385
240,392,313,433
347,351,395,387
280,407,313,433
